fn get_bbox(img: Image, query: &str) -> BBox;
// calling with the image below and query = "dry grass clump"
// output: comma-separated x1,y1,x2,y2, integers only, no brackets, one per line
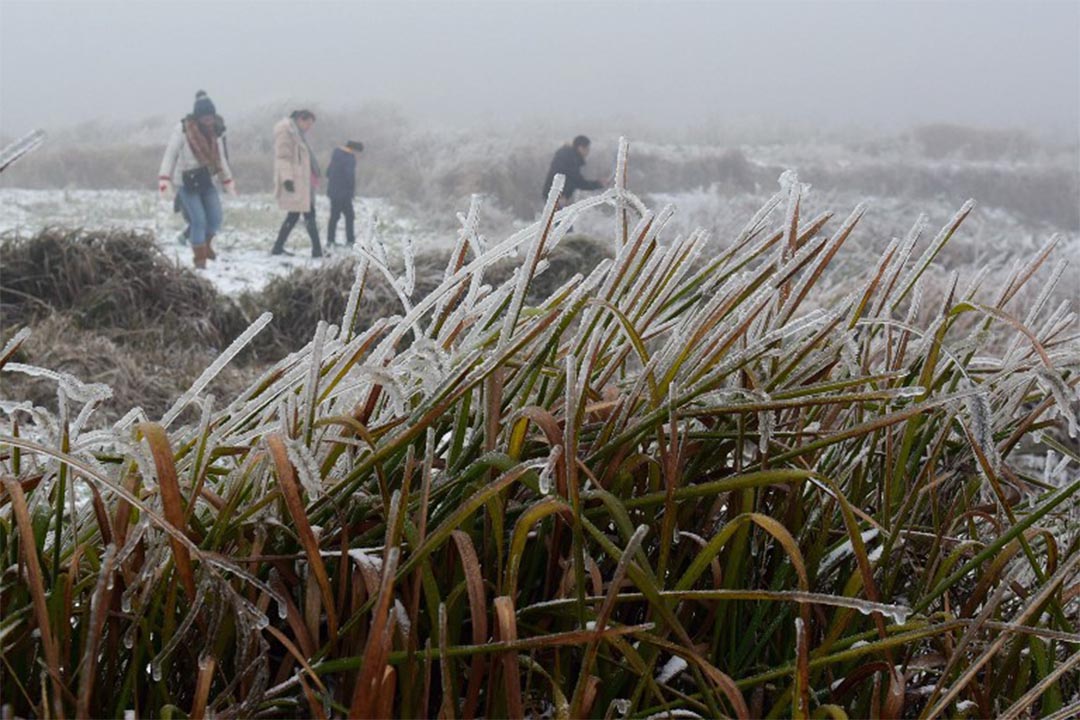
246,235,613,356
1,141,1078,719
517,233,613,302
241,255,444,357
1,314,253,423
0,228,260,422
0,228,248,348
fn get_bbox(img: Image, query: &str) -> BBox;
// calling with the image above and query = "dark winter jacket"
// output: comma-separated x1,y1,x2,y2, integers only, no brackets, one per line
326,147,357,201
543,144,603,201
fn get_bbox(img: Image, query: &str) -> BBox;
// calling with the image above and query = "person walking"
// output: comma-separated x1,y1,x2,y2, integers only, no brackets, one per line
174,108,230,245
158,90,236,268
542,135,607,209
271,109,322,257
326,140,363,247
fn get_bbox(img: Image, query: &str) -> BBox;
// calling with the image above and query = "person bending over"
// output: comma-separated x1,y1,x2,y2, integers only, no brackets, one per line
542,135,608,210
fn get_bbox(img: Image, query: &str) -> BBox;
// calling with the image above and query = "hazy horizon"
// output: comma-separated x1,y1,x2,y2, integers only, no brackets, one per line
2,0,1078,142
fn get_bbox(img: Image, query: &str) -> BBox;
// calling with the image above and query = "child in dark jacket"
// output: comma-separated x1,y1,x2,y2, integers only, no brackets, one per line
326,140,363,246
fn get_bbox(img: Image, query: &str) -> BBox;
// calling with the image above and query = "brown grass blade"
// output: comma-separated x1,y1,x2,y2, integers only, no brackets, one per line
571,524,648,716
494,596,524,719
87,482,114,547
922,550,1080,718
0,327,30,369
645,634,750,719
269,570,317,658
883,664,905,720
140,422,197,599
999,646,1080,720
267,433,339,642
451,530,488,719
299,673,328,720
351,546,401,719
580,675,601,718
376,666,397,719
190,655,215,720
3,478,64,715
778,178,802,305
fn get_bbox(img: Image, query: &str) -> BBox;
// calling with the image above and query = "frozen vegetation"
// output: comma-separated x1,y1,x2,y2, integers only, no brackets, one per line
1,124,1078,718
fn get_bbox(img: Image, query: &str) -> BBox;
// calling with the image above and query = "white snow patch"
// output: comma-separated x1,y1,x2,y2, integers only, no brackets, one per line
655,655,689,684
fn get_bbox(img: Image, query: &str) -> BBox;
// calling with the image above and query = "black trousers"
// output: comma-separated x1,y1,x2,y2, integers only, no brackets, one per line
273,198,321,256
328,197,355,245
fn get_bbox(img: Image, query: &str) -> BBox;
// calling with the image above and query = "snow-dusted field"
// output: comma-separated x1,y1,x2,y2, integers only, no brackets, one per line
2,170,1077,308
0,189,444,294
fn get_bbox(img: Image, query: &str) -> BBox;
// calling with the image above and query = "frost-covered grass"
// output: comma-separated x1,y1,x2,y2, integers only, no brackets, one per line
1,139,1077,718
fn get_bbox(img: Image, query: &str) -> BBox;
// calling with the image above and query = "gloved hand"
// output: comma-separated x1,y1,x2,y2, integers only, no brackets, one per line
283,180,295,193
158,179,172,201
224,179,238,196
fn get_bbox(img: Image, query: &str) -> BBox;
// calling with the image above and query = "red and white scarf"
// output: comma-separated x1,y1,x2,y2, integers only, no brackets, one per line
183,116,222,174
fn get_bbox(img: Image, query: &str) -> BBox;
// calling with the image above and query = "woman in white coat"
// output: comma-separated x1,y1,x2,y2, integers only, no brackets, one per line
158,91,236,268
271,109,322,257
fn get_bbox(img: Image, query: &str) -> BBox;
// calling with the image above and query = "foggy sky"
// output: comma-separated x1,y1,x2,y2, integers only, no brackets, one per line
2,0,1078,139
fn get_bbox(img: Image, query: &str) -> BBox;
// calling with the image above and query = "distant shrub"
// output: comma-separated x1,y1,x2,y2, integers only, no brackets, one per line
910,123,1038,161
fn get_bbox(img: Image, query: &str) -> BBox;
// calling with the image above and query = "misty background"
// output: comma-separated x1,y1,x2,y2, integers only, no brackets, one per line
1,0,1077,236
2,0,1078,138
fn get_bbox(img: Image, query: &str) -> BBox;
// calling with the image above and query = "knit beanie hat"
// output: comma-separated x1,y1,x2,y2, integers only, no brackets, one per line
193,90,216,118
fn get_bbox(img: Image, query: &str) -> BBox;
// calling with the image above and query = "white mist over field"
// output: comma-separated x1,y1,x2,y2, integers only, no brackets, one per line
1,0,1078,138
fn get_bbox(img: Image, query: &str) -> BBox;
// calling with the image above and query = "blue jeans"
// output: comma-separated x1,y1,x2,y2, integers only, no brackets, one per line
177,183,222,246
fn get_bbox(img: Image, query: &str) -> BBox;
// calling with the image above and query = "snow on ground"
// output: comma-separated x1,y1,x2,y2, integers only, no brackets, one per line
0,189,445,295
2,184,1076,306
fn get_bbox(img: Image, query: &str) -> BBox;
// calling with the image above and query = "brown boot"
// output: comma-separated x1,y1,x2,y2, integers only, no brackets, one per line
204,234,217,260
193,244,207,269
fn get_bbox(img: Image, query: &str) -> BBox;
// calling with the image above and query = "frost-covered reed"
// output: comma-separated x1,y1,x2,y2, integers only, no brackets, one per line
1,139,1077,719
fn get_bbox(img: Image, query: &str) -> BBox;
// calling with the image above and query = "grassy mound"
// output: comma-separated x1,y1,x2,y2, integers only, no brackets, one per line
1,145,1077,719
241,234,612,356
0,227,248,347
241,254,445,357
0,229,263,421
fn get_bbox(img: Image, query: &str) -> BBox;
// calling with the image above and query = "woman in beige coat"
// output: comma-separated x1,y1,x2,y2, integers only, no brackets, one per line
271,109,322,257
